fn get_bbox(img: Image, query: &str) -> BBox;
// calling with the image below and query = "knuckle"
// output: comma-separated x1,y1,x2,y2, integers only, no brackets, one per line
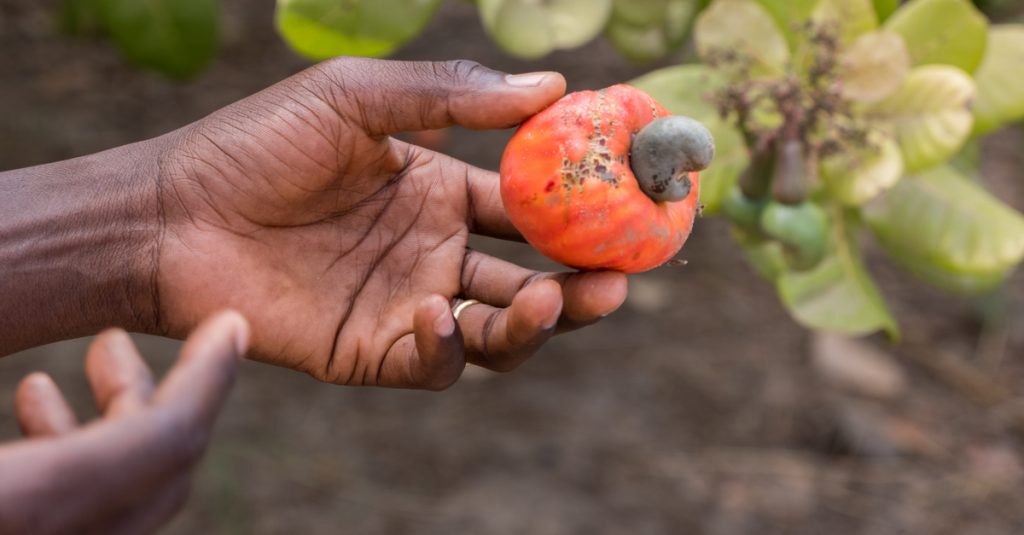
460,250,482,290
438,59,485,82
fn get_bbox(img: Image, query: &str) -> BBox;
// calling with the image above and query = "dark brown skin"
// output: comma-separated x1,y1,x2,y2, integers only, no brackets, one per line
0,311,247,535
0,58,629,388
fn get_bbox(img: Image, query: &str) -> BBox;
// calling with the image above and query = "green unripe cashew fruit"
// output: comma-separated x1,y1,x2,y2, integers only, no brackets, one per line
478,0,613,59
606,0,695,63
760,201,829,271
721,186,767,236
630,116,715,202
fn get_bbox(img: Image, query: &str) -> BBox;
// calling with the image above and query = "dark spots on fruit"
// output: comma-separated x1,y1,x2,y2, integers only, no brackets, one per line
559,131,622,189
545,180,556,193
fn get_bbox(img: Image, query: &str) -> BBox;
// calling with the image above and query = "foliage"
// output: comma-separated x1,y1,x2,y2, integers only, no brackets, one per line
61,0,704,77
62,0,218,79
632,0,1024,337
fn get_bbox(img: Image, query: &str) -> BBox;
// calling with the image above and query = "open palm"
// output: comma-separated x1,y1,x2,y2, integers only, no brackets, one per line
154,58,627,388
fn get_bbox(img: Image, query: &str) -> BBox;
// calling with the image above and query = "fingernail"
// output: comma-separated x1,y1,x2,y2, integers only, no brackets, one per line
434,309,456,337
542,313,559,331
505,72,551,87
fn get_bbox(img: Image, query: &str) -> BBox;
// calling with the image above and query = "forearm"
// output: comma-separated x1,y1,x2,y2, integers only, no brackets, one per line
0,139,164,355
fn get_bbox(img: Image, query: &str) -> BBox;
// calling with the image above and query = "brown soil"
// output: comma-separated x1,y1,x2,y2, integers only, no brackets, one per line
2,2,1023,534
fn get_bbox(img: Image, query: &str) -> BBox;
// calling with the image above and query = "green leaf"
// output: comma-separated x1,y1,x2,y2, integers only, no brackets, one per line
61,0,104,35
610,0,682,26
479,0,612,59
872,0,899,21
972,25,1024,136
694,0,789,78
811,0,877,47
869,65,975,173
839,30,910,103
777,209,898,337
606,0,698,63
630,65,750,213
629,65,725,123
276,0,441,60
821,133,904,205
695,122,748,214
752,0,817,50
98,0,218,78
864,165,1024,294
884,0,988,73
949,138,981,176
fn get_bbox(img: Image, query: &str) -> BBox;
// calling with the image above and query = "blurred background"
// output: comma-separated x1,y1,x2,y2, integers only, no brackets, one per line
2,1,1024,533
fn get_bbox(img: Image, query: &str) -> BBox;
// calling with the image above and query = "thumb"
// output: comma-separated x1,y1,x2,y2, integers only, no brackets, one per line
153,311,249,429
312,58,566,135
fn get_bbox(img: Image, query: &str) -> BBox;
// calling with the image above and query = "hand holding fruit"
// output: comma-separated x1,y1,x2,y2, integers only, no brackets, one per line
133,59,630,387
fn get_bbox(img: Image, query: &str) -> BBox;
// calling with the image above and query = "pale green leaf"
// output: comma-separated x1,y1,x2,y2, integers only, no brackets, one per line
630,65,750,213
822,133,904,205
695,124,748,214
752,0,817,50
972,25,1024,135
884,0,988,73
870,65,975,173
864,165,1024,294
695,0,789,78
99,0,217,78
479,0,612,59
777,209,898,337
839,31,909,103
629,65,725,123
812,0,877,47
276,0,440,59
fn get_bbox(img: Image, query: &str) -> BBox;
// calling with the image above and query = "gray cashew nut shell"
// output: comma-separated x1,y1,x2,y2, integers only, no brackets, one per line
630,116,715,202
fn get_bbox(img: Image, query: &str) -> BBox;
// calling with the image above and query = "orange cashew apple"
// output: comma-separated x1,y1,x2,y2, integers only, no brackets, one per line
499,84,714,273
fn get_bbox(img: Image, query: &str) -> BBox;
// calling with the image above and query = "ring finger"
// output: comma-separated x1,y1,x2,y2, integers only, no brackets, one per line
452,279,562,372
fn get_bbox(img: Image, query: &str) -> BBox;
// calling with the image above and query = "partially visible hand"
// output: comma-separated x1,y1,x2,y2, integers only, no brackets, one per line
155,58,629,388
0,312,247,535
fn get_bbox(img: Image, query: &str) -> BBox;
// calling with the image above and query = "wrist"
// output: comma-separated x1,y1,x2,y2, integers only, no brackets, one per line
0,136,167,354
